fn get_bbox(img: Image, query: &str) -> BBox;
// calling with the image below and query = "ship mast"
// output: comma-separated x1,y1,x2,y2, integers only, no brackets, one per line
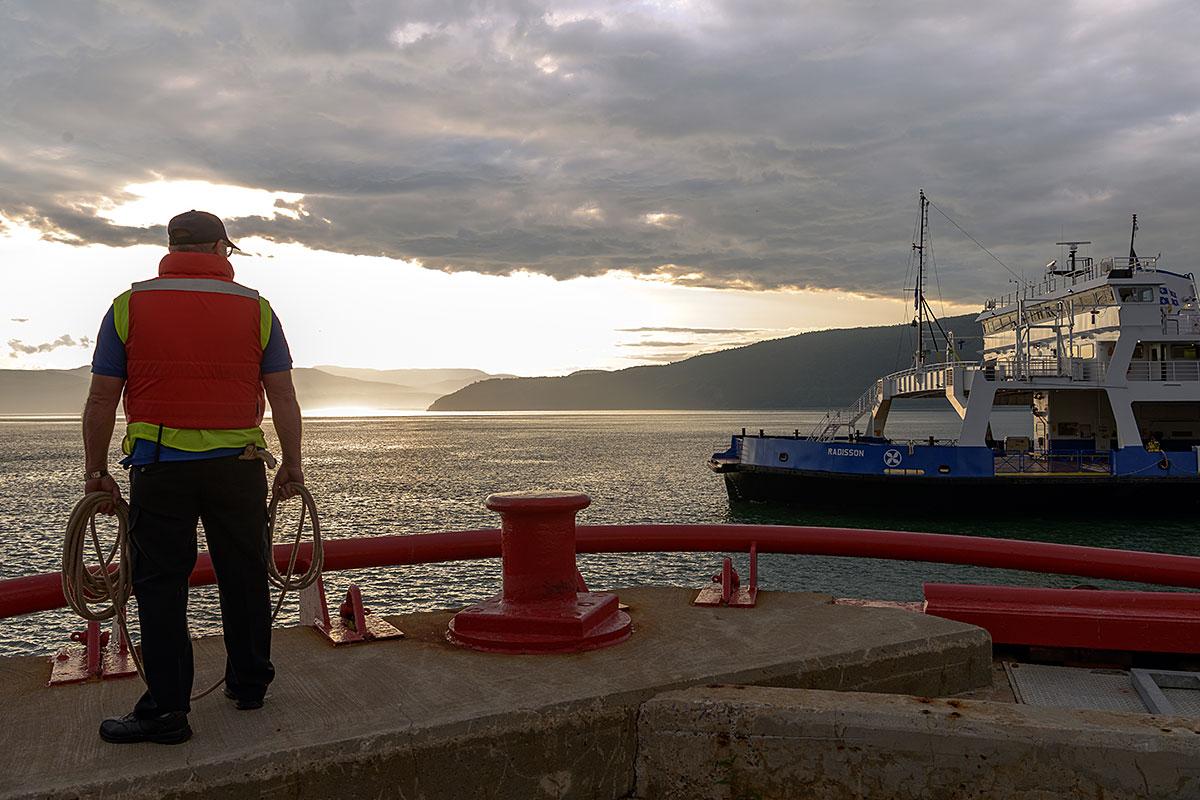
907,189,951,369
902,189,950,371
912,191,926,367
1128,213,1139,262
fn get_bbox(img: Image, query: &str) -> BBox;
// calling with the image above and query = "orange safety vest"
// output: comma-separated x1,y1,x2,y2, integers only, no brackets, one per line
116,253,269,446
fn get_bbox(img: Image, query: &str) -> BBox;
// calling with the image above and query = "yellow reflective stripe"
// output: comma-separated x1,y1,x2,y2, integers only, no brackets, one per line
131,278,260,299
122,422,267,455
259,298,272,350
112,290,132,343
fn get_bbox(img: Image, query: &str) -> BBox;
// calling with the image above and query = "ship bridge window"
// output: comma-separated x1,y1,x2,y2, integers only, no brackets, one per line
1169,344,1198,360
1118,286,1155,303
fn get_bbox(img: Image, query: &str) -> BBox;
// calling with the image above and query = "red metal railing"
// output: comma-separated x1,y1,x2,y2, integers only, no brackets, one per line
4,524,1200,621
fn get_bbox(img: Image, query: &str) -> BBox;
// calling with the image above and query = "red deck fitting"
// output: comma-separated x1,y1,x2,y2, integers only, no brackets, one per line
48,619,138,686
301,576,404,646
694,542,758,607
924,583,1200,654
448,491,632,653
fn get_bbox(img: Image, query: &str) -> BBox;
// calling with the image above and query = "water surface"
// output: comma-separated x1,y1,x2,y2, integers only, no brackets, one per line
1,410,1194,657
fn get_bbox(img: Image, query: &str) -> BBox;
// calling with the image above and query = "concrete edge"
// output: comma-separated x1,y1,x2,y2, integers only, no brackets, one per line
635,685,1200,800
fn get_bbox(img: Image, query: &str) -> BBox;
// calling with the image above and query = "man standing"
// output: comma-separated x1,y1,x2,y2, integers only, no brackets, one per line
83,210,304,744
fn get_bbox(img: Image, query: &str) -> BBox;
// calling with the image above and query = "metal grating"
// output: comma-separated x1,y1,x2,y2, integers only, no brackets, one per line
1163,688,1200,715
1005,663,1147,713
1131,668,1200,716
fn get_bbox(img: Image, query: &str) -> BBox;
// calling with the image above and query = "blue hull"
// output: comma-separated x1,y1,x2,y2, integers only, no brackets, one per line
725,436,995,478
710,435,1200,510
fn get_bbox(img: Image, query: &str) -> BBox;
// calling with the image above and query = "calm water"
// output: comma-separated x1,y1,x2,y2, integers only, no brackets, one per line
1,410,1196,656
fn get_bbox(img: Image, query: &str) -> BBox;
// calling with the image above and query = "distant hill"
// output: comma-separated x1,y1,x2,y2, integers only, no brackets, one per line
0,366,93,415
429,314,983,411
313,367,515,393
0,317,983,415
0,366,509,416
289,369,443,411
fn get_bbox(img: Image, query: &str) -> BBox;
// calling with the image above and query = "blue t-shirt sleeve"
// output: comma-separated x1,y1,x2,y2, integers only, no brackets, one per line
91,306,127,379
261,310,293,374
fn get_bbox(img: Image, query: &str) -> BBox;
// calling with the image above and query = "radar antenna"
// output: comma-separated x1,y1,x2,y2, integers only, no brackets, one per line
1053,240,1092,274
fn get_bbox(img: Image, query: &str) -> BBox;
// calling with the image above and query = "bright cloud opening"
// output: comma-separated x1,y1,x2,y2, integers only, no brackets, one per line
392,22,437,47
94,179,305,228
642,212,682,227
572,204,605,222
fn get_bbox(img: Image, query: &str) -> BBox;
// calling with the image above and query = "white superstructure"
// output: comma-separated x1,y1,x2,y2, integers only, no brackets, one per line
847,250,1200,468
716,201,1200,501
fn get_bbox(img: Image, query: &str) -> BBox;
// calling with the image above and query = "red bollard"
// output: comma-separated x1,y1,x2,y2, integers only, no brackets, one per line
447,491,632,653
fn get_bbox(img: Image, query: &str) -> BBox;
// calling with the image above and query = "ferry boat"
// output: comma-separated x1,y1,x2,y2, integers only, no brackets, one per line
710,192,1200,508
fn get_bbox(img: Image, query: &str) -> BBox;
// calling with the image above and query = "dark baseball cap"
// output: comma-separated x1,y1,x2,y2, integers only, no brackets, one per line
167,210,241,251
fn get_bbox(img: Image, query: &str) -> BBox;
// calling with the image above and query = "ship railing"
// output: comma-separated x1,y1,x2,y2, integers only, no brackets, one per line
811,361,964,442
1161,315,1200,336
806,413,833,440
807,409,849,441
1127,360,1200,382
878,362,957,396
984,358,1105,383
982,256,1160,310
809,380,882,441
880,363,947,382
994,451,1112,475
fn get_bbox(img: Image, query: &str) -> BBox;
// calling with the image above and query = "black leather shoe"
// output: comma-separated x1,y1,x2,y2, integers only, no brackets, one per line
223,685,264,711
99,711,192,744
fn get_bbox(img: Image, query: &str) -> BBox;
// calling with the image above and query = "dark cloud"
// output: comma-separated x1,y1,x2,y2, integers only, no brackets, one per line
3,1,1199,302
620,351,698,363
8,334,91,355
618,327,760,334
621,338,755,353
620,340,697,348
10,319,28,323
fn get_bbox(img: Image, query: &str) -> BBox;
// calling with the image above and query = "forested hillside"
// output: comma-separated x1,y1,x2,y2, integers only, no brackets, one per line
430,315,982,410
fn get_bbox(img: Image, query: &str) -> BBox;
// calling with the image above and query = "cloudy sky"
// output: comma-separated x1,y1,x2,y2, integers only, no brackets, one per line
2,0,1198,374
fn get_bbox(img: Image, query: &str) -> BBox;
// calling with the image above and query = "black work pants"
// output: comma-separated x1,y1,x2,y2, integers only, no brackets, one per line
128,456,274,716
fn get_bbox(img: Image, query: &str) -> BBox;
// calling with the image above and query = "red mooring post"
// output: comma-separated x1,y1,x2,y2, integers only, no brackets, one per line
447,491,632,653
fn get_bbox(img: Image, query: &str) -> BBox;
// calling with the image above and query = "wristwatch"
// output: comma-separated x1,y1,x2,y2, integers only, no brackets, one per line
84,469,109,480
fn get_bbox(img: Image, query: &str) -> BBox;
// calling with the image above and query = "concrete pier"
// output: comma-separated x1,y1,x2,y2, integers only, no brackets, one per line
0,588,989,799
637,685,1200,799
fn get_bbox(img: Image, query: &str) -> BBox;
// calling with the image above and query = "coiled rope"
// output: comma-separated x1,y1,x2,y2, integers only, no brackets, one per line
62,484,321,701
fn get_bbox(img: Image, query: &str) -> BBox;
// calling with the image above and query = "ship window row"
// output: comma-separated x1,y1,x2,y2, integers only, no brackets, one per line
1131,343,1200,360
1118,286,1155,302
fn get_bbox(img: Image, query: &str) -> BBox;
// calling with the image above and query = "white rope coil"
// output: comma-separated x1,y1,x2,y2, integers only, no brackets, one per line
267,483,323,594
61,492,133,623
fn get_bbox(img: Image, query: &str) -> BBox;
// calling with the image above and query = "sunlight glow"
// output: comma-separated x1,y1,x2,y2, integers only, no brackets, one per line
643,212,682,227
391,22,437,47
95,179,305,228
571,204,604,222
0,218,978,375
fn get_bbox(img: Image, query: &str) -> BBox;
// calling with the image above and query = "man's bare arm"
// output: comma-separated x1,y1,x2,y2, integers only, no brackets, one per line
262,370,303,498
82,374,125,510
